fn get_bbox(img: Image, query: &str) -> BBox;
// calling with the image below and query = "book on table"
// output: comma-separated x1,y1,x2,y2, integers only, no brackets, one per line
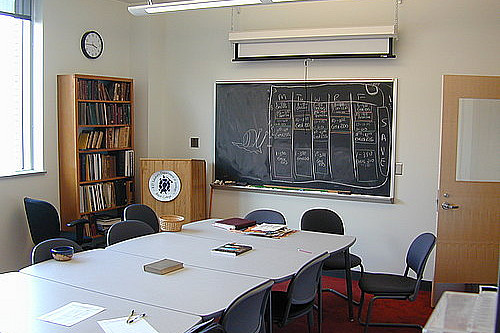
144,258,183,275
211,217,256,230
211,243,253,256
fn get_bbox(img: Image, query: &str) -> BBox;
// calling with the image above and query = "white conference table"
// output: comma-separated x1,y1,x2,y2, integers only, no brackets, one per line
20,249,268,321
108,219,357,320
1,272,201,333
108,231,331,282
181,219,356,254
108,219,356,282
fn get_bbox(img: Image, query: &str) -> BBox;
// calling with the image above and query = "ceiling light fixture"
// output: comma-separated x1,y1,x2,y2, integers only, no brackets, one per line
128,0,306,15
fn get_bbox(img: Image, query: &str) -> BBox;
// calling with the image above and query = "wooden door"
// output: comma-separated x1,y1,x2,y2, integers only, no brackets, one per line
433,75,500,305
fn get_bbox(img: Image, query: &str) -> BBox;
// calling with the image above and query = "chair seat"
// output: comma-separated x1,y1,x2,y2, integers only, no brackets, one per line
271,291,314,323
323,252,362,270
359,273,416,296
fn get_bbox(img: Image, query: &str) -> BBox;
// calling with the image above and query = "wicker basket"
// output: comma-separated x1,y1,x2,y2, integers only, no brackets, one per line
159,215,185,232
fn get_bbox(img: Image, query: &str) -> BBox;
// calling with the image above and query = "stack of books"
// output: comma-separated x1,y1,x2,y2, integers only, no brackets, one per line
95,215,121,233
211,218,256,230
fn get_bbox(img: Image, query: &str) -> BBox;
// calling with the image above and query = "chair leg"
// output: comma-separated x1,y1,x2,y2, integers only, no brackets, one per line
357,291,365,324
307,310,314,333
344,251,354,321
358,295,422,332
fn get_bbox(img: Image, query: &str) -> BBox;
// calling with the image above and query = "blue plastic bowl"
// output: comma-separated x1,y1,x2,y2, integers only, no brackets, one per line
51,246,74,261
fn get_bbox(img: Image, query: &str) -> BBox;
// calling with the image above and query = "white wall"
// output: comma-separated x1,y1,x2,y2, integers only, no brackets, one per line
0,0,132,272
140,0,500,280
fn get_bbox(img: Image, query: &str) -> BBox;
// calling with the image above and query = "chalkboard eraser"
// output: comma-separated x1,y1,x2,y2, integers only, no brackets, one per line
337,191,351,195
224,180,236,185
236,181,248,186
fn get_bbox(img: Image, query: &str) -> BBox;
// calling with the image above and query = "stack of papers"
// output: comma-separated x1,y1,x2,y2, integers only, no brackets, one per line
243,223,295,238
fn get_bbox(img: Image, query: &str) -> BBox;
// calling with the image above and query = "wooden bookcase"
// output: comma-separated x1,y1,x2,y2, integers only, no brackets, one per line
57,74,135,235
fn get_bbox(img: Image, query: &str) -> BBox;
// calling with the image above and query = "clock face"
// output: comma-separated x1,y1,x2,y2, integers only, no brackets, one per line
81,31,103,59
148,170,182,202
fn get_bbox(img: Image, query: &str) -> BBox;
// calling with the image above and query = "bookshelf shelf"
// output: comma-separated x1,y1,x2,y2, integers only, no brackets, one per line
77,99,131,104
79,148,133,153
58,74,135,237
79,176,133,185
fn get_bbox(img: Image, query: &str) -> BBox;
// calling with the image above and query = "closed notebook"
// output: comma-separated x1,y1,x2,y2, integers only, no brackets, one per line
144,258,183,275
212,218,256,230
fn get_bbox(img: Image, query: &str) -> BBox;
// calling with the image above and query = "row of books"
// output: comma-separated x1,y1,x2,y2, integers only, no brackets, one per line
79,150,134,181
78,127,131,150
80,154,116,181
79,179,134,213
78,79,131,101
78,102,131,125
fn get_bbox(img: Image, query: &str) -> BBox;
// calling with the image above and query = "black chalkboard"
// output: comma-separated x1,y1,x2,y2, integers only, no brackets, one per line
215,80,396,199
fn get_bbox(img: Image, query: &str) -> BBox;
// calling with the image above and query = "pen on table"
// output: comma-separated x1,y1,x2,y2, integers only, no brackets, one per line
297,248,313,254
126,309,135,323
128,313,146,324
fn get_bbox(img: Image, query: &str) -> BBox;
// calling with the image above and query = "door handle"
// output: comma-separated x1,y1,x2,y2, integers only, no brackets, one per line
441,202,460,210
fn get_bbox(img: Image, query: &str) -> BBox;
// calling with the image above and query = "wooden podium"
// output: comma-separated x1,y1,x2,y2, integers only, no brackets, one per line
140,159,206,223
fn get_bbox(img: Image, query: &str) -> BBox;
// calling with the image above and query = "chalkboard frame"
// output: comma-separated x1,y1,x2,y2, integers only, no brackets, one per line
214,79,397,203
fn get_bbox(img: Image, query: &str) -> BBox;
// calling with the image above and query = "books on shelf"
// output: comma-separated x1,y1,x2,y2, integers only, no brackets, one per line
94,214,121,233
78,79,130,101
211,243,253,256
212,218,256,230
78,102,131,126
144,259,183,275
79,179,133,213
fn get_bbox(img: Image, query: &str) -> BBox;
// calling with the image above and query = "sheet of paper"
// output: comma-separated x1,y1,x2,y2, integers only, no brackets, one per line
38,302,105,327
98,317,159,333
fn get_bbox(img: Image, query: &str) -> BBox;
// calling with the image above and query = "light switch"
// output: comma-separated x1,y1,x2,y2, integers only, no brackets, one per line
190,137,200,148
395,162,403,175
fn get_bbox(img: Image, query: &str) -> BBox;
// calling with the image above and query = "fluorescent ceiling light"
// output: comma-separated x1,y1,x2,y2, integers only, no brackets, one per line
128,0,306,15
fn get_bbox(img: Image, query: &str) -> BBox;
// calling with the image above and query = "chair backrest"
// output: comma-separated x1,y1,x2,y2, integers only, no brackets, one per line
24,197,61,245
32,238,83,264
220,279,274,333
406,232,436,278
286,252,329,306
106,220,155,246
123,204,160,232
300,208,344,235
244,209,286,225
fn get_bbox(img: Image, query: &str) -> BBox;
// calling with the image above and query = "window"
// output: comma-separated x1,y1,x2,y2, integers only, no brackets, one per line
0,0,40,177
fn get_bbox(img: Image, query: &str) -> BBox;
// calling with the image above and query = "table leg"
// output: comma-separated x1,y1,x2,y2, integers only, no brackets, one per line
344,249,354,321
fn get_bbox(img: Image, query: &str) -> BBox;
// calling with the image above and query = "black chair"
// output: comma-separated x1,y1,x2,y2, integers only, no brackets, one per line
31,238,83,264
271,252,329,333
106,220,155,246
123,204,160,233
189,280,274,333
245,209,286,225
301,208,363,320
24,197,92,246
357,232,436,332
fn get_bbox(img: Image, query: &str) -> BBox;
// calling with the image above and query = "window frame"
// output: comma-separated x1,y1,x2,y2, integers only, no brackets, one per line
0,0,44,178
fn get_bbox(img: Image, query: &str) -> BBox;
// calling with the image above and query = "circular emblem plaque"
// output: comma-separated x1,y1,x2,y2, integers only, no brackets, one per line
148,170,181,202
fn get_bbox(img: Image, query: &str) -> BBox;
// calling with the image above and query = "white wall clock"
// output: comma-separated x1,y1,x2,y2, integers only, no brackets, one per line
148,170,181,202
81,30,103,59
